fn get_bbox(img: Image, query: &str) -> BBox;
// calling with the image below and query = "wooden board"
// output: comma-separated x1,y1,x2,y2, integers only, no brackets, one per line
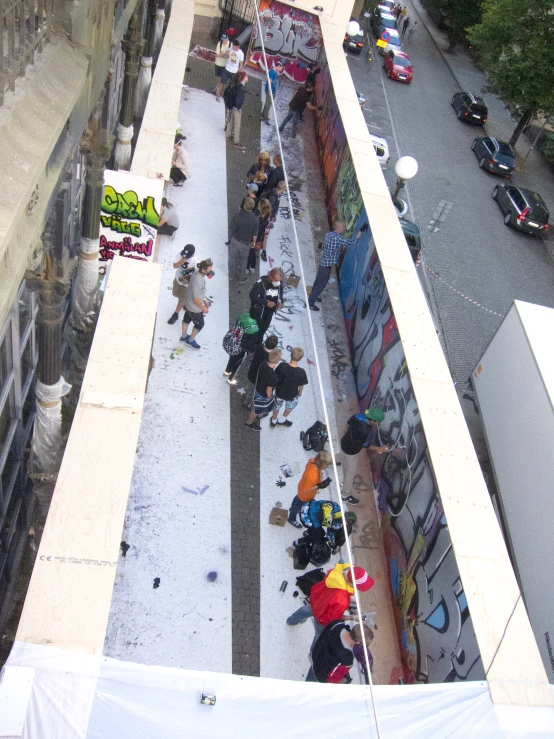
16,257,162,654
319,19,554,708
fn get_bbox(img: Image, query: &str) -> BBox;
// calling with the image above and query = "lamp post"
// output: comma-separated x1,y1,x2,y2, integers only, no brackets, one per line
391,156,418,212
346,20,361,37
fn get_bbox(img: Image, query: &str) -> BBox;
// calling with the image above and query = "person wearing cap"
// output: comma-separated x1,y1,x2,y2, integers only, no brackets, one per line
287,563,374,640
180,258,214,350
340,408,388,505
214,33,230,100
261,60,284,122
223,314,259,385
168,244,197,325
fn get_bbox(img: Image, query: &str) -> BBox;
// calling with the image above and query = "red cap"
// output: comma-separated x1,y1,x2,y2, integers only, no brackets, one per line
346,566,374,592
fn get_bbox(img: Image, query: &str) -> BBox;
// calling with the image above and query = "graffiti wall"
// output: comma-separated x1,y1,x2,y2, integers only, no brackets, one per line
247,0,322,83
314,55,485,685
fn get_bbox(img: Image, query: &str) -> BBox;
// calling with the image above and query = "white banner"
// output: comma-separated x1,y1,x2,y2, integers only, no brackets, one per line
99,170,164,272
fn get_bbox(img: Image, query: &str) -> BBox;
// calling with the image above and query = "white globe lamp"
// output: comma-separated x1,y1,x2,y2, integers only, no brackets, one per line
346,20,361,37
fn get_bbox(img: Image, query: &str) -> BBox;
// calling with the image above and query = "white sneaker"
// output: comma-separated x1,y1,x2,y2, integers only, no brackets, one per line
227,377,238,385
223,371,231,377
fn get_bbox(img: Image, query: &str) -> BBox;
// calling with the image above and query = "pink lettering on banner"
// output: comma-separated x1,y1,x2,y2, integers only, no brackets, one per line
99,234,153,262
247,0,322,83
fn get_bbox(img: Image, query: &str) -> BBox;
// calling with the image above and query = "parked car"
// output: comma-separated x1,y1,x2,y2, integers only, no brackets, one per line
357,91,366,109
471,137,515,176
343,30,364,55
383,50,413,83
377,0,395,11
377,28,402,55
399,217,421,265
371,134,390,166
492,184,549,235
451,92,488,124
371,11,398,36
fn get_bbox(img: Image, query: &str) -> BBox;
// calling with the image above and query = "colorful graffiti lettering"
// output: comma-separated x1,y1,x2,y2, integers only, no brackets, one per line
101,215,142,237
99,234,153,259
247,0,322,83
101,185,160,228
314,54,484,683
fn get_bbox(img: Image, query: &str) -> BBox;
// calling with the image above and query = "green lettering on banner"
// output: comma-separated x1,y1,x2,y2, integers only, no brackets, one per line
101,186,160,227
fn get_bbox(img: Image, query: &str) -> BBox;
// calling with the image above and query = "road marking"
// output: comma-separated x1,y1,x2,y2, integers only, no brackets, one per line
428,200,453,232
366,121,382,130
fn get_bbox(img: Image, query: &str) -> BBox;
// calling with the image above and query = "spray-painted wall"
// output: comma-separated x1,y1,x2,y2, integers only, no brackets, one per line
247,0,322,83
314,49,485,685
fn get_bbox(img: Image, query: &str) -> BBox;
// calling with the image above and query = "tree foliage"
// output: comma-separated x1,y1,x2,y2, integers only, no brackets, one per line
468,0,554,142
426,0,482,50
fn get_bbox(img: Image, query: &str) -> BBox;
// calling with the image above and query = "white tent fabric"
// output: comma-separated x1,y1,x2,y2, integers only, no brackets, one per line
2,642,554,738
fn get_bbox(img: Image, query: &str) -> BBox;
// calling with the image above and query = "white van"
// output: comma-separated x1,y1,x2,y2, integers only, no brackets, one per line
370,134,390,166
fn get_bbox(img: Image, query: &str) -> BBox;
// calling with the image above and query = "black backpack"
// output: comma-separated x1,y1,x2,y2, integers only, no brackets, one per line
295,568,326,596
223,82,239,109
300,421,328,452
293,539,312,570
310,539,331,567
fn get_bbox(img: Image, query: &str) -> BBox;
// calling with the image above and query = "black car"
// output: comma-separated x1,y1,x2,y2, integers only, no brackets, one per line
492,184,550,235
451,92,488,125
399,217,421,264
343,30,364,55
371,10,398,36
471,137,515,176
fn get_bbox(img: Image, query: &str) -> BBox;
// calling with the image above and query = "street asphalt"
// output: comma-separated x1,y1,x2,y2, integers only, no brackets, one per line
346,13,554,392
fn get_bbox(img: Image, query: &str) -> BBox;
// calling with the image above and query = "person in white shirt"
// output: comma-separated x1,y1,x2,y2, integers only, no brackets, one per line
217,40,244,93
157,198,180,235
214,33,230,100
168,244,197,324
170,137,190,186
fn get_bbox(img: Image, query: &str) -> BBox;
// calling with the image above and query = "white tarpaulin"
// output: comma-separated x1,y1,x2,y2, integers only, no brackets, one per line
2,642,554,739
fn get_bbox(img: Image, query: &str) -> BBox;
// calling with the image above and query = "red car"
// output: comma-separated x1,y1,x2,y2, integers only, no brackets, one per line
383,50,413,83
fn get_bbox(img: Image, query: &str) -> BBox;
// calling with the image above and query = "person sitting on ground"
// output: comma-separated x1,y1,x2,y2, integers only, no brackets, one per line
249,267,284,340
287,452,332,528
223,313,259,385
247,198,271,274
170,137,190,186
287,564,374,633
245,348,282,431
307,620,374,683
247,152,271,182
270,347,308,428
157,198,180,236
168,244,197,325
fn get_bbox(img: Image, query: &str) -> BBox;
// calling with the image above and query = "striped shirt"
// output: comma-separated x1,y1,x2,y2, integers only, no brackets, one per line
320,231,358,267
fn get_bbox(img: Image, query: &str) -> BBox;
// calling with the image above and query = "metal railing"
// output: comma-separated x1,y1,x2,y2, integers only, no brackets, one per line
1,0,54,107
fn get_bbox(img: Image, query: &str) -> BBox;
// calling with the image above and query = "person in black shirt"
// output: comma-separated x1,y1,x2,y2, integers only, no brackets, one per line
259,154,284,201
247,198,271,273
270,347,309,428
278,83,321,139
245,349,281,430
306,62,321,87
307,620,374,683
341,408,388,506
249,268,284,341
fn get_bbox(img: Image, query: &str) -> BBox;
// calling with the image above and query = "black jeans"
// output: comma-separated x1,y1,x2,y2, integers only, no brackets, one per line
247,248,257,270
158,223,178,236
308,265,332,306
225,351,246,380
170,166,187,184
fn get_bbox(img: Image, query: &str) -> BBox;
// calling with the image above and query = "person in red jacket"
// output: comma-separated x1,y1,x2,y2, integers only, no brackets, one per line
286,563,374,641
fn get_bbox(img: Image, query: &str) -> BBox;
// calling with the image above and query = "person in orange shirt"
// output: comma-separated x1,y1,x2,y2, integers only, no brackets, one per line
288,451,332,528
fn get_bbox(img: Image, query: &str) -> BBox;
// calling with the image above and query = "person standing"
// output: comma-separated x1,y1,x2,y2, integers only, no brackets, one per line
223,314,259,385
278,83,321,139
247,198,271,274
261,60,284,122
268,180,287,221
306,62,321,87
214,33,230,100
402,15,410,36
270,347,308,428
224,70,248,150
259,154,284,199
308,222,361,311
249,267,284,339
307,620,374,683
247,152,271,182
287,452,332,528
245,348,282,430
340,408,388,505
157,198,180,236
228,198,258,283
287,564,374,632
180,258,214,350
168,244,196,324
169,137,190,186
247,335,278,387
217,39,244,96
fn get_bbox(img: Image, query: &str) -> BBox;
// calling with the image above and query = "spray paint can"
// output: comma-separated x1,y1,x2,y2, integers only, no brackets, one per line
200,694,216,706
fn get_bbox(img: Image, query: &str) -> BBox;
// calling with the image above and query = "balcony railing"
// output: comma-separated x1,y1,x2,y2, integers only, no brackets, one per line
1,0,53,107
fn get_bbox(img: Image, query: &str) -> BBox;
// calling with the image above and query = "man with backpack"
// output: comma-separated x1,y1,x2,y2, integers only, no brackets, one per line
287,563,374,642
222,314,259,385
341,407,389,505
224,70,248,150
287,452,332,528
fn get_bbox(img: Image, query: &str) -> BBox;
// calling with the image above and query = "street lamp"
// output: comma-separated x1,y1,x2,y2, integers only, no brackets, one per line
346,20,361,37
391,156,418,211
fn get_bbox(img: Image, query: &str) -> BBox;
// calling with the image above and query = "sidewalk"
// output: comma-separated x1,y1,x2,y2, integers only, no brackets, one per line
104,33,401,685
410,0,554,244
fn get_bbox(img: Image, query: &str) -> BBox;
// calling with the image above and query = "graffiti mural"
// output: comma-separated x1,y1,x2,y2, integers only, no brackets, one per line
248,0,322,83
314,58,484,684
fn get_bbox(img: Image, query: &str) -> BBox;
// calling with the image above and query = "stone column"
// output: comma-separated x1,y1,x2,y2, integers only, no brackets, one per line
151,0,165,61
114,3,145,170
26,232,71,479
135,0,157,118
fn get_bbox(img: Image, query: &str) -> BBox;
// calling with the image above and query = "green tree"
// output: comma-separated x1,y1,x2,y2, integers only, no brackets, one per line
468,0,554,145
426,0,482,51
